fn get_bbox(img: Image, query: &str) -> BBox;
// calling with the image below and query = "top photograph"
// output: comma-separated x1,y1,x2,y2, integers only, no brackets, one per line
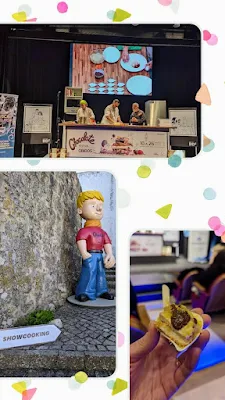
0,24,200,158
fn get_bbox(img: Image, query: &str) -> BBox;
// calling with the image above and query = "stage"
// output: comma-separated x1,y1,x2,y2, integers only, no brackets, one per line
60,123,170,158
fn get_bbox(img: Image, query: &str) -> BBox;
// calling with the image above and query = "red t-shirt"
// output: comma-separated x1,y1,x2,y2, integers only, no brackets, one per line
76,227,111,251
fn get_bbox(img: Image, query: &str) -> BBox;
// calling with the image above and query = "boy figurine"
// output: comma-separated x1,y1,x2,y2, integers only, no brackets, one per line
75,190,115,302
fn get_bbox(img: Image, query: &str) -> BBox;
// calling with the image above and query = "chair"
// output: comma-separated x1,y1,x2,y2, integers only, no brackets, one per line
173,270,200,303
191,273,225,313
130,304,151,344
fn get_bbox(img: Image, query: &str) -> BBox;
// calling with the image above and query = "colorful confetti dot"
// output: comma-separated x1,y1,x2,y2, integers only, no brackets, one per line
214,225,225,237
107,8,131,22
68,377,81,390
22,388,37,400
208,216,221,230
12,11,27,22
75,371,88,384
203,30,211,41
107,380,115,390
207,34,218,46
112,378,128,395
137,165,151,178
158,0,172,5
12,381,27,394
203,188,216,200
26,160,40,166
203,137,215,152
195,84,211,105
170,0,180,13
155,204,172,219
57,2,68,13
118,189,131,208
118,332,125,347
168,154,182,168
18,4,32,16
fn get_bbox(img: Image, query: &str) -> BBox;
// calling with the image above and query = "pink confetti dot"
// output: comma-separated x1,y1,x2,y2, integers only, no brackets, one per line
207,34,218,46
203,30,211,41
118,332,125,347
158,0,172,5
208,216,221,230
214,225,225,237
57,2,68,13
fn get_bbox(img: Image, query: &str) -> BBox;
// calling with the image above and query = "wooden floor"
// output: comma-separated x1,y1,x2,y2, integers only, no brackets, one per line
71,44,150,95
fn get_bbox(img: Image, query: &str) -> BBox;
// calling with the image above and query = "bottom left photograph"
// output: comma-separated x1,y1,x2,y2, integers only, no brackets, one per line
0,171,116,377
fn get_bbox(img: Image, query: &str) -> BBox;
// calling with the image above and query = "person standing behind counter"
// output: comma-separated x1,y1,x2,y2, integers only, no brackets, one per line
129,103,146,126
101,99,122,125
77,100,95,124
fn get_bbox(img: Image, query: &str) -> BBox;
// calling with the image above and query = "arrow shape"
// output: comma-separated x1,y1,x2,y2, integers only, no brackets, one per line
0,324,61,350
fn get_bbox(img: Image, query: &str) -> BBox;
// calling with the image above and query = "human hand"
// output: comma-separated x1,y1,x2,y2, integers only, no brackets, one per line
122,46,129,62
82,252,92,260
104,254,115,268
132,117,138,122
130,308,211,400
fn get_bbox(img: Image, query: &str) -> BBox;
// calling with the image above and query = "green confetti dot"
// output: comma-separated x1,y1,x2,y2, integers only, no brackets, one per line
107,380,115,389
75,371,88,384
137,165,151,178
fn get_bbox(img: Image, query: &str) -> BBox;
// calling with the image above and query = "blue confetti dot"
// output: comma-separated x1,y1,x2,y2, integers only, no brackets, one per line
107,380,115,390
168,155,182,168
203,188,216,200
203,140,215,152
107,10,115,20
26,160,40,166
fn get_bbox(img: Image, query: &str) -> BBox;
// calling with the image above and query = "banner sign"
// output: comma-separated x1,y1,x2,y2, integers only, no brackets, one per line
0,324,61,350
66,128,167,158
0,93,19,157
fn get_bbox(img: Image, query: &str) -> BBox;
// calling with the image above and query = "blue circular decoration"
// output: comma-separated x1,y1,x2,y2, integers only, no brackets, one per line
203,188,216,200
168,155,182,168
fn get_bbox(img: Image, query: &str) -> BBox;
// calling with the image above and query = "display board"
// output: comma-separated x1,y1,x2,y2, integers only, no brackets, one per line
66,128,167,158
163,231,180,242
130,234,163,256
69,44,153,96
187,231,210,262
169,108,197,137
23,104,53,134
0,93,18,157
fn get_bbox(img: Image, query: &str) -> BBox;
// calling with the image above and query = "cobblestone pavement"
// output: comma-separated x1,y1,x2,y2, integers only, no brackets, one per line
0,302,116,377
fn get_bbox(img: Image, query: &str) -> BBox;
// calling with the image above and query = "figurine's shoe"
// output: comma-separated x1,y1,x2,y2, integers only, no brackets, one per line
76,294,90,302
99,292,114,300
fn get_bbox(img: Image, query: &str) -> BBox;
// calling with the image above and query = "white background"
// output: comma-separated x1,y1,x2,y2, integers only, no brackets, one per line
0,0,224,399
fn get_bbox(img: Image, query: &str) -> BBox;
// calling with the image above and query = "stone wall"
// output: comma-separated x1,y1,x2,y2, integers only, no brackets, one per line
0,172,82,328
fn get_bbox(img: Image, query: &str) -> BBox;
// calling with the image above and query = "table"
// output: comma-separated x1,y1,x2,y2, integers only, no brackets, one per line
59,123,169,158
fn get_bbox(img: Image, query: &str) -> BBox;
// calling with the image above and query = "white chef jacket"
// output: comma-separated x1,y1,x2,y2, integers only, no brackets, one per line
77,107,95,124
101,104,120,125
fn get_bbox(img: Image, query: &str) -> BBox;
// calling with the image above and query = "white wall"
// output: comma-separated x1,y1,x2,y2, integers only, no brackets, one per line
77,172,116,256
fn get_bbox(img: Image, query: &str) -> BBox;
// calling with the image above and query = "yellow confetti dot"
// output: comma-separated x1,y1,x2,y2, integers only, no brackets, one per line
137,165,151,178
74,371,88,384
155,204,172,219
12,381,27,394
12,12,27,22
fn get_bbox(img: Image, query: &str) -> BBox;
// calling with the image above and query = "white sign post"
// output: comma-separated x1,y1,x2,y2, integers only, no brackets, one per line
0,324,61,350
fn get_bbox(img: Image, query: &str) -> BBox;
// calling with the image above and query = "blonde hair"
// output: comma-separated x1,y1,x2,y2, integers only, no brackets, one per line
77,190,104,208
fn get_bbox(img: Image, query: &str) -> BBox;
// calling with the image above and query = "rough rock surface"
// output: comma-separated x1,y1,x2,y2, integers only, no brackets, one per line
0,172,82,328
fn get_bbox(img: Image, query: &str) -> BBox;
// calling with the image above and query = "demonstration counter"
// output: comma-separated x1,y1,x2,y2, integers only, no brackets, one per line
59,123,170,158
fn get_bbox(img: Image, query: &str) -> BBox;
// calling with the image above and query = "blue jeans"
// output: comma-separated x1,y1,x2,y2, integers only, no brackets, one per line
75,252,108,300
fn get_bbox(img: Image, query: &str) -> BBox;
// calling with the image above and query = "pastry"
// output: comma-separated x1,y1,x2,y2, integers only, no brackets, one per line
155,285,203,351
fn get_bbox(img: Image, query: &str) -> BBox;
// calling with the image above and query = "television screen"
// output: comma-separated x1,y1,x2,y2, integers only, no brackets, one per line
69,44,153,96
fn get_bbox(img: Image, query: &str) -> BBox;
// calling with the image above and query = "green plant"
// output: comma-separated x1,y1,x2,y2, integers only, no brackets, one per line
14,309,54,327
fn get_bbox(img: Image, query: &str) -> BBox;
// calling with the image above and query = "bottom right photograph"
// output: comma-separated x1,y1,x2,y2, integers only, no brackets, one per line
130,230,225,400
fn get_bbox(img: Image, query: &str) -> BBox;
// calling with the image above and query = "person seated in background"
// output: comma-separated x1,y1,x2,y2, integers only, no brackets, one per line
101,99,122,125
76,100,95,124
129,103,146,126
174,242,225,287
192,249,225,293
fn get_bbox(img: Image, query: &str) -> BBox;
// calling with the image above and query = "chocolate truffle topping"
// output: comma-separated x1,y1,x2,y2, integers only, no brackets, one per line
171,304,191,330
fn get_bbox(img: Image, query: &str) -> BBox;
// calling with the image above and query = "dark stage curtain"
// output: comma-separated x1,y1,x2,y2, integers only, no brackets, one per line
4,38,70,157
